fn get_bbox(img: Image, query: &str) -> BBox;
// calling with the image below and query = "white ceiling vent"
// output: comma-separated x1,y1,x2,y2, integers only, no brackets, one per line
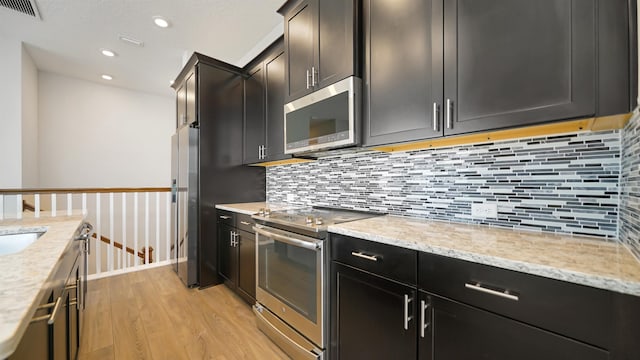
0,0,40,19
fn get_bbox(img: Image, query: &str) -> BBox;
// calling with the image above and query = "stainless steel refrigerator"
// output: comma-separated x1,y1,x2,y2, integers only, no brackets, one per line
171,126,199,287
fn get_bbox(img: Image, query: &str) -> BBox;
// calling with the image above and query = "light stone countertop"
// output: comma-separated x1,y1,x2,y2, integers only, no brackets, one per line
0,212,85,359
328,215,640,297
215,202,296,216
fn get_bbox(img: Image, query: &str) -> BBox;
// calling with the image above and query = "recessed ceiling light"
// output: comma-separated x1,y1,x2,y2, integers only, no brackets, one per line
101,49,117,57
101,74,113,81
153,16,170,28
169,80,175,85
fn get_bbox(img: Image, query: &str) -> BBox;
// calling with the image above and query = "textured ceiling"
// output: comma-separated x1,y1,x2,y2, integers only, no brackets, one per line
0,0,285,96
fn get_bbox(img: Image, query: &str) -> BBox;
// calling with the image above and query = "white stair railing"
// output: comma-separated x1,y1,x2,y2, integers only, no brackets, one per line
0,188,173,280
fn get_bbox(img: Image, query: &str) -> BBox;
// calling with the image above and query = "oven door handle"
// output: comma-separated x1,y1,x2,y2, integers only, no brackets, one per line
254,226,321,251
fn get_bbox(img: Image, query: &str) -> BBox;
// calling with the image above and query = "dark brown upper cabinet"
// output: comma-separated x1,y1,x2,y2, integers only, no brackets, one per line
363,0,635,147
242,38,290,164
280,0,360,103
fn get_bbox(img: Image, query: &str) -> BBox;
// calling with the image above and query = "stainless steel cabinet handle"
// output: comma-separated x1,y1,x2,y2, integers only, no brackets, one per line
404,294,413,330
350,251,378,262
230,231,235,246
262,146,267,159
312,66,317,86
219,215,231,220
254,226,321,251
240,221,251,226
465,282,519,301
446,99,453,129
306,69,310,89
432,103,440,132
47,296,63,325
420,300,431,338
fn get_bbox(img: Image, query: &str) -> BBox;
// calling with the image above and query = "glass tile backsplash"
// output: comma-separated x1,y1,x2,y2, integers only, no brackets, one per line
267,130,621,239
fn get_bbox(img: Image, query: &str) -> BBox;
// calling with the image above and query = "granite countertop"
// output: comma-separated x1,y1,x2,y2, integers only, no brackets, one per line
329,215,640,297
215,202,294,216
0,212,85,359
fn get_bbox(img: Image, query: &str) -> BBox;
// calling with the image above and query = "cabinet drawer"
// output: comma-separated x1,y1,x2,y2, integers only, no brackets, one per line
419,252,612,349
331,234,417,286
236,213,256,233
216,210,235,226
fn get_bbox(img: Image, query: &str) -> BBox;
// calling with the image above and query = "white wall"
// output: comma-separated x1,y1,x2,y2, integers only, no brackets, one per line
0,36,23,189
38,72,175,188
21,46,38,188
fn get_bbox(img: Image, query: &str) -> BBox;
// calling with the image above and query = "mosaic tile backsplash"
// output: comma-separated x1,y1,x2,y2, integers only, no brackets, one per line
267,130,621,239
620,112,640,257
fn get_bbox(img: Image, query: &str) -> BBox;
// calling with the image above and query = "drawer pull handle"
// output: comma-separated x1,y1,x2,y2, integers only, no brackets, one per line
240,221,252,226
420,299,431,338
465,282,519,301
404,294,413,330
351,251,378,262
219,215,231,220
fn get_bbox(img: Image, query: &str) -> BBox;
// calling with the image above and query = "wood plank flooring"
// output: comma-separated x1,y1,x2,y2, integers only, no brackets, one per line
78,265,289,360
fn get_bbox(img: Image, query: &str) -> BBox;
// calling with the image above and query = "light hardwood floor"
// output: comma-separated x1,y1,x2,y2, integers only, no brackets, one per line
78,265,289,360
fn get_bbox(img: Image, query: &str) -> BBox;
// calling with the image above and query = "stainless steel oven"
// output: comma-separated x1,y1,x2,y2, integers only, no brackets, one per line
253,224,326,360
252,207,383,360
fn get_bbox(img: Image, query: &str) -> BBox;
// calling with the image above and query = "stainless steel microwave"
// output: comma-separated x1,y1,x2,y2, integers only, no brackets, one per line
284,76,361,155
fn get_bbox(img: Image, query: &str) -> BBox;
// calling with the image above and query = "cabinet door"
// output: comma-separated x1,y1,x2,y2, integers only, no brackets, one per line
237,229,256,303
265,50,290,162
317,0,356,88
243,64,265,164
443,0,596,135
363,0,443,147
185,71,197,126
331,262,417,360
68,268,80,360
284,0,317,102
176,83,186,128
9,292,52,360
420,292,609,360
52,290,69,360
218,223,237,288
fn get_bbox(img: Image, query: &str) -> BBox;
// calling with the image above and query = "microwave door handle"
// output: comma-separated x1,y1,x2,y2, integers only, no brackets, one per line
254,227,320,251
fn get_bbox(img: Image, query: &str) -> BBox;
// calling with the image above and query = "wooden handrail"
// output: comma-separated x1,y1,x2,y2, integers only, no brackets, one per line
91,233,154,264
0,187,170,195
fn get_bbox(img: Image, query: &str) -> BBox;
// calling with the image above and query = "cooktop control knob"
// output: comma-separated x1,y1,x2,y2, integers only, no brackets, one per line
306,216,313,224
315,217,324,225
258,208,264,216
264,208,271,216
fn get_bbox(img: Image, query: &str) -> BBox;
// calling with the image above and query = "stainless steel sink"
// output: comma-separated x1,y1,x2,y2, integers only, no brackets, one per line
0,232,45,256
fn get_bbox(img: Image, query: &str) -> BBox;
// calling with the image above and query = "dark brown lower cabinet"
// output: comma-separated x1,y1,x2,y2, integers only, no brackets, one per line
9,291,53,360
331,234,639,360
217,209,257,305
218,222,237,288
10,240,82,360
332,262,417,360
236,229,256,302
419,292,608,360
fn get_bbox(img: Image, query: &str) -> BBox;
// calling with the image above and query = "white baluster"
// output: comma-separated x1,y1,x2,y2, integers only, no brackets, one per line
67,193,72,216
155,192,160,264
166,192,171,262
51,194,57,217
16,195,22,220
82,193,87,215
134,192,139,267
95,193,101,275
35,194,40,218
0,195,4,220
109,193,114,272
122,193,127,270
145,192,150,265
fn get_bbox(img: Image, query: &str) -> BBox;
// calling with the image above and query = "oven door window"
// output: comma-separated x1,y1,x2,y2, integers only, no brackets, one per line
258,236,318,323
